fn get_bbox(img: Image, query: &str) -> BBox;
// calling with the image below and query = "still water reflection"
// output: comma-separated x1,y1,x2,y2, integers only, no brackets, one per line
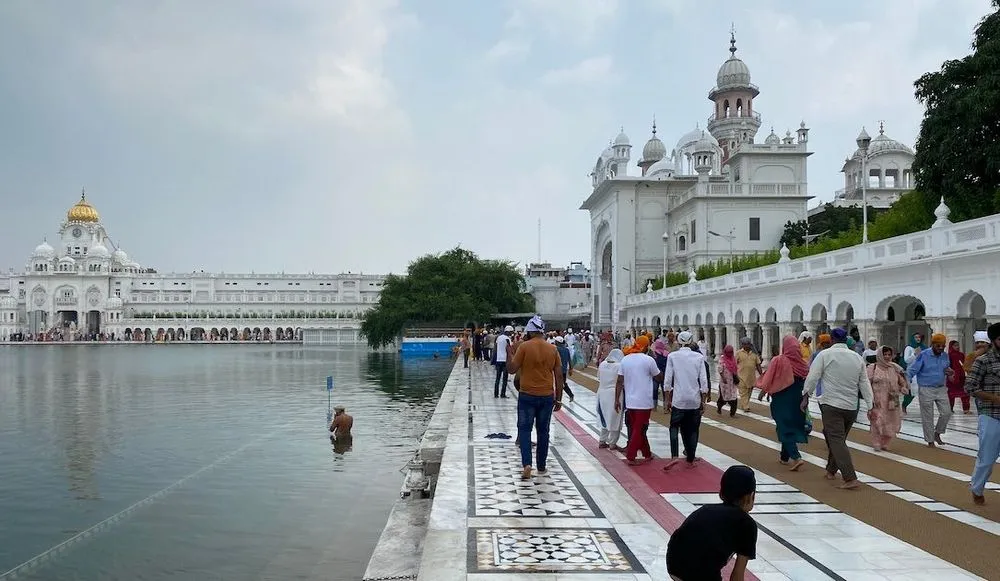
0,345,451,581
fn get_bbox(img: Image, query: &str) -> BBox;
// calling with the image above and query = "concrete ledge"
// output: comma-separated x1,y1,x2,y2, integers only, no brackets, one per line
363,360,466,580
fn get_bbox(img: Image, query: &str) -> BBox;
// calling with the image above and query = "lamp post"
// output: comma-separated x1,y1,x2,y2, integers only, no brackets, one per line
661,232,669,284
856,127,872,244
708,228,736,273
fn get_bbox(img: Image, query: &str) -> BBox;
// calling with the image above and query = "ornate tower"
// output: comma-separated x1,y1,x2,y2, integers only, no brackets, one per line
707,31,761,164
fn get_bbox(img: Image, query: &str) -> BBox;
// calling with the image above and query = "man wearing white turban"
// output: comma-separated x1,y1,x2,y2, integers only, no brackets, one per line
597,349,626,450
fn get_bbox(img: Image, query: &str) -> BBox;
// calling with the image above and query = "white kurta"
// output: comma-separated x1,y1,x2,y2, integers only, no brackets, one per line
596,360,624,446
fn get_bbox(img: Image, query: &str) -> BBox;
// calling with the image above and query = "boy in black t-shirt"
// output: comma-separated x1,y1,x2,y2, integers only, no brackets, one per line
666,465,758,581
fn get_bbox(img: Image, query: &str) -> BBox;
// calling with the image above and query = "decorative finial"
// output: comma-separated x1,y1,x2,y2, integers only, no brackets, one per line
80,187,86,201
729,24,737,56
620,125,624,133
651,115,657,135
878,120,885,135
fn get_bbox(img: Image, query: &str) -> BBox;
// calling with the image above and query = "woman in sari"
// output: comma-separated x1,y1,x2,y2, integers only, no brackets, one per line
716,344,739,416
867,345,909,451
946,340,970,413
596,349,626,450
757,335,811,471
736,337,762,411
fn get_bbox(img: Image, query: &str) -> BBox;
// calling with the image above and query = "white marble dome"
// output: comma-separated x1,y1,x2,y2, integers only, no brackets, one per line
764,129,781,145
646,158,674,178
90,242,111,259
32,240,55,259
694,132,716,153
614,130,630,146
112,249,129,263
675,126,704,152
641,135,666,163
59,255,75,265
717,56,751,88
853,126,914,158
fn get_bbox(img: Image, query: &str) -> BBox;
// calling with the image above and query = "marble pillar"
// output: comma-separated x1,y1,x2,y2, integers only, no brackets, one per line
761,325,774,361
713,326,725,353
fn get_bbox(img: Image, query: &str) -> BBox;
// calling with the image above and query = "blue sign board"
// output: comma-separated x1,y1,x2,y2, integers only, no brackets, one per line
326,376,334,391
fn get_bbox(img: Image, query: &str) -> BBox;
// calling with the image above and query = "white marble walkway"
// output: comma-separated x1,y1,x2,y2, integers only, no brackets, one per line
413,360,987,581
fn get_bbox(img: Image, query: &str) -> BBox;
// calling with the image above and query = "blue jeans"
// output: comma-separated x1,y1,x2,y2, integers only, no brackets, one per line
971,414,1000,496
517,393,554,470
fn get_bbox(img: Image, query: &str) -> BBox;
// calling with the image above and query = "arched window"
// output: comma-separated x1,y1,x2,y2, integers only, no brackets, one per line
723,100,730,118
678,236,687,252
736,98,743,117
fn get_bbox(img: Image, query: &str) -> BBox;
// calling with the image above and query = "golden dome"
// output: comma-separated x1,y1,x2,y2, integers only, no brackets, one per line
67,190,100,223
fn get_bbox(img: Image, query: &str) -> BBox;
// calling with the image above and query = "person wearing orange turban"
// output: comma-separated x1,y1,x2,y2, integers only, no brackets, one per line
907,331,954,447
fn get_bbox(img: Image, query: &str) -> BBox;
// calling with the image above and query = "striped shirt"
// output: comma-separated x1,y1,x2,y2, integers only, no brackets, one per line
965,348,1000,420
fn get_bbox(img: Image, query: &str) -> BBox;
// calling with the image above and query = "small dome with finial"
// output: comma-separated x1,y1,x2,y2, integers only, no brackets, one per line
716,30,752,88
778,243,791,262
33,239,55,259
933,197,951,228
764,128,781,145
614,127,630,146
641,119,666,163
688,270,697,283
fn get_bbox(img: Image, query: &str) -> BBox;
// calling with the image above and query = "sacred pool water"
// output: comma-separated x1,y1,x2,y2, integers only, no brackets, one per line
0,344,451,581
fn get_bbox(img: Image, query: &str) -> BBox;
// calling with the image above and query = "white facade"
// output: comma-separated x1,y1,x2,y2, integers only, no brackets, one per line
622,200,995,357
524,262,591,321
585,34,811,329
816,122,915,215
0,194,385,343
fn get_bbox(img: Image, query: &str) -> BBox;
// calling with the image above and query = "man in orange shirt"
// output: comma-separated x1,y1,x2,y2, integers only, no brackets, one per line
507,315,563,481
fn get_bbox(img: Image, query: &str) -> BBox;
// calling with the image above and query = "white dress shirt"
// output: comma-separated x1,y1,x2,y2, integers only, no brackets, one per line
663,346,709,410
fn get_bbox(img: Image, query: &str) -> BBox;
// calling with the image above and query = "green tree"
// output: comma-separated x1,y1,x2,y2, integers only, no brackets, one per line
868,191,934,240
912,1,1000,220
360,247,535,348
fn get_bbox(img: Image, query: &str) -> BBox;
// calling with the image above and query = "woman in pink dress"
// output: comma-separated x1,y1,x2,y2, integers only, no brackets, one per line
716,344,740,416
867,345,910,451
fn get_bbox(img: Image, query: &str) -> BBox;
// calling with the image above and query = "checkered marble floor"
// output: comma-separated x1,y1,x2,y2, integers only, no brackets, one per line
471,444,601,518
471,528,642,573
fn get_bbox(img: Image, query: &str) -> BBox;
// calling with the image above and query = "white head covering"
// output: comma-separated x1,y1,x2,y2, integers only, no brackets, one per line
798,331,813,342
555,336,565,343
678,330,694,344
525,315,545,334
603,348,624,364
504,325,514,333
974,330,989,343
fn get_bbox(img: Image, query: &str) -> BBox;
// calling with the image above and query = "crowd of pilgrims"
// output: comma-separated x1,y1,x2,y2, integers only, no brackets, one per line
455,318,1000,579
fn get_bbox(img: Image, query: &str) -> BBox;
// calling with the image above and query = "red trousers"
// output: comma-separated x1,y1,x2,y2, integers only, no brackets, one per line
624,408,652,461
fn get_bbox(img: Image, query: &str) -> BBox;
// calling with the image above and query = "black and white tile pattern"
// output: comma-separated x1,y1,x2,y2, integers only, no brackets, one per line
471,528,642,573
470,444,602,517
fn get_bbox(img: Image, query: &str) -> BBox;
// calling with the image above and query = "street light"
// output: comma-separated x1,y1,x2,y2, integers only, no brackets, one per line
856,127,872,244
708,228,736,273
661,232,669,284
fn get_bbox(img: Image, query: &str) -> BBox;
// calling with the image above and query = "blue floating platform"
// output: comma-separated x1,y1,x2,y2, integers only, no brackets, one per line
401,337,459,357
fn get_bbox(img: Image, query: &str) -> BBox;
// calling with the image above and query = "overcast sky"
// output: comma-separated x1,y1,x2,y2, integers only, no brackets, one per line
0,0,992,276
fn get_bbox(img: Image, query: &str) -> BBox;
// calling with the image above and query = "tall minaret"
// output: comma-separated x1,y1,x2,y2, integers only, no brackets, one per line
707,28,762,164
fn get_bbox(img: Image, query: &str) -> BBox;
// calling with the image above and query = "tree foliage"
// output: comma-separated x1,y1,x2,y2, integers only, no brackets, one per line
912,1,1000,220
360,247,535,348
779,204,887,247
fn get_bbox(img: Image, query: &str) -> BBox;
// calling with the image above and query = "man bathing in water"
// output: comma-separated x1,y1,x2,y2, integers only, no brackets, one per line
329,406,353,439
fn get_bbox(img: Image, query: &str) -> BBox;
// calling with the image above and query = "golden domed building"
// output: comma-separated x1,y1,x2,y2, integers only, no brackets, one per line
66,191,101,223
0,191,386,344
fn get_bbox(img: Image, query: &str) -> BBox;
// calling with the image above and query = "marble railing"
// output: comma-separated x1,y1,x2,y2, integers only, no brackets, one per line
626,209,1000,307
117,316,360,327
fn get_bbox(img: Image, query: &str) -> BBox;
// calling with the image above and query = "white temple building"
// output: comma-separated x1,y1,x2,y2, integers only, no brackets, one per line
817,122,916,214
583,33,812,329
523,262,591,325
0,193,385,343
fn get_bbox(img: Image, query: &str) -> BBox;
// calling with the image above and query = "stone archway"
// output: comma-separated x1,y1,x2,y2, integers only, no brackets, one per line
956,290,988,350
877,294,927,350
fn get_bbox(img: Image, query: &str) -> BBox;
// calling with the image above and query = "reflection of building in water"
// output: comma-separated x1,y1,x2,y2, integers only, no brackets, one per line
55,351,106,500
0,192,386,344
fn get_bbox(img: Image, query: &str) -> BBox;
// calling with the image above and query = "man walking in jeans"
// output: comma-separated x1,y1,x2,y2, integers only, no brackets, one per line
802,328,874,490
964,322,1000,505
662,331,709,471
494,325,514,398
506,316,562,480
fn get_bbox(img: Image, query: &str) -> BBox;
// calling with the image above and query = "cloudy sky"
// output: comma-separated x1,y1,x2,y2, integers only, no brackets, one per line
0,0,992,276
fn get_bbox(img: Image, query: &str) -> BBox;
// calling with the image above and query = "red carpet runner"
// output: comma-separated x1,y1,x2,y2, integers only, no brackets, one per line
555,409,759,581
